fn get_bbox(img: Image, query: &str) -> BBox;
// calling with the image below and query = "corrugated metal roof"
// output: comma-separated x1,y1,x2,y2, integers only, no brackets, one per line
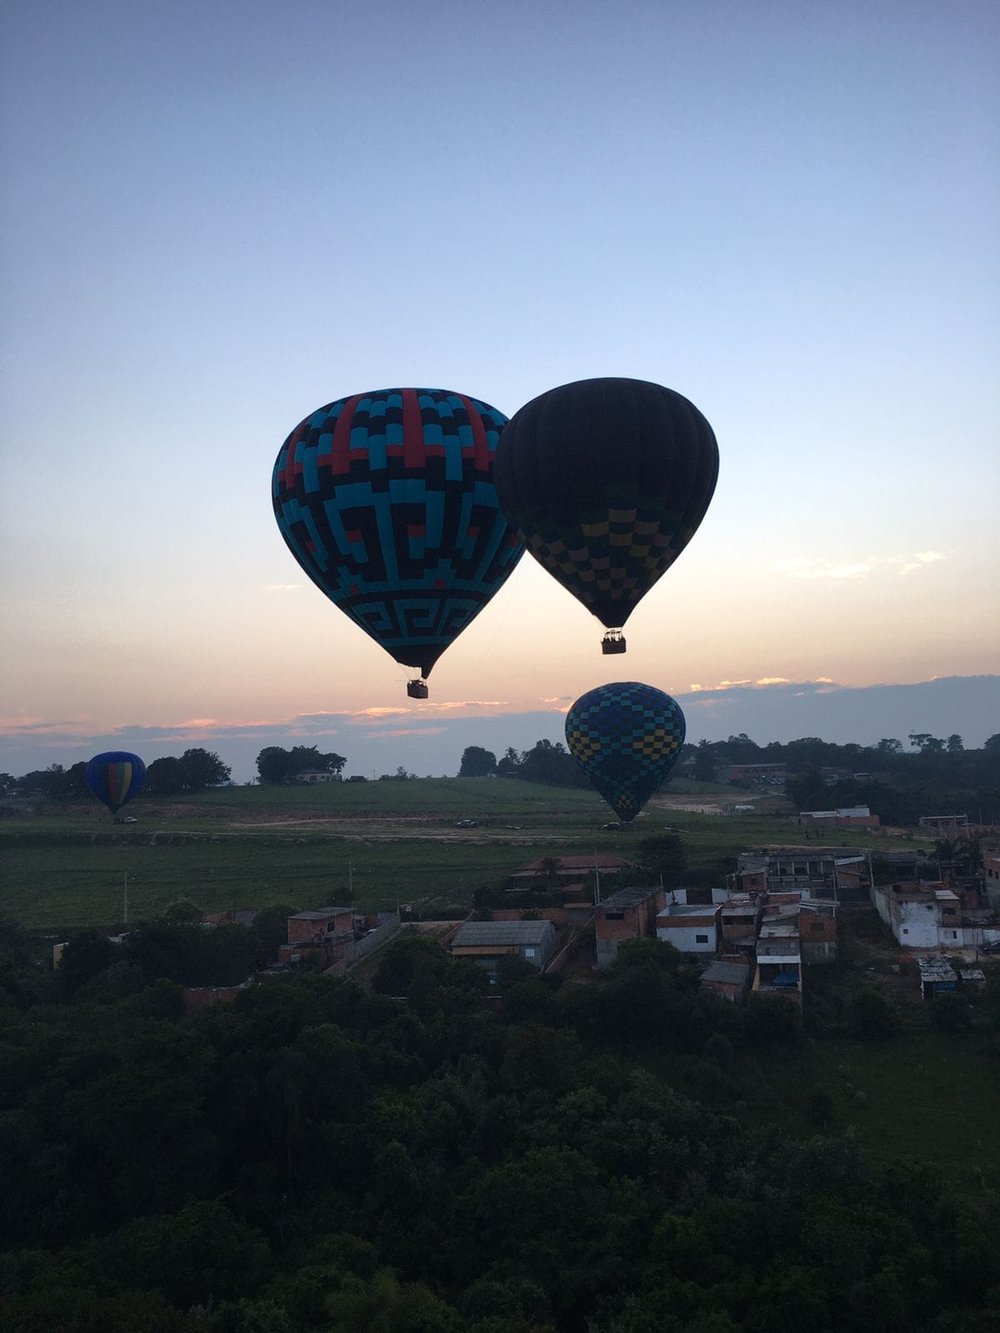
701,961,750,984
452,920,554,947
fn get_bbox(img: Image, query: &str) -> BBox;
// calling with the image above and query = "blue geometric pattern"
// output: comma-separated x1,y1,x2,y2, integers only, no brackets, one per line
565,681,686,821
273,389,524,678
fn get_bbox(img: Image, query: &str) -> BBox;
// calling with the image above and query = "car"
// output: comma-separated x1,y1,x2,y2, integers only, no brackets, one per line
118,816,138,824
602,821,633,831
454,818,479,829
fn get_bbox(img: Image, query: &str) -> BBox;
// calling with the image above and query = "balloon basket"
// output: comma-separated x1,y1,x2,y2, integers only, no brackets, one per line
407,679,429,700
601,631,627,655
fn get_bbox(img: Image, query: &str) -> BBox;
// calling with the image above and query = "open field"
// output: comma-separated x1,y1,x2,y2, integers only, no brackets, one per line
1,777,918,930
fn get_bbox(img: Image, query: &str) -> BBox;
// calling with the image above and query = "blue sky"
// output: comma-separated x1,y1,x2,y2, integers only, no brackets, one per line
2,0,997,776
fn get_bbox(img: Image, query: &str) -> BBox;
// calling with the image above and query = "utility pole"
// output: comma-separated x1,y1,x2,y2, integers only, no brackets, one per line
123,871,128,926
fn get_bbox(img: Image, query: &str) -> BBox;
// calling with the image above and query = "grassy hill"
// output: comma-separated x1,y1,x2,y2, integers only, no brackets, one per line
1,777,913,930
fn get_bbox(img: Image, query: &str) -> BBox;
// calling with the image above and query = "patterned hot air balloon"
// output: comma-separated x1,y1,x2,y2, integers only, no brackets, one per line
85,751,147,816
272,388,524,697
494,377,718,654
565,682,685,823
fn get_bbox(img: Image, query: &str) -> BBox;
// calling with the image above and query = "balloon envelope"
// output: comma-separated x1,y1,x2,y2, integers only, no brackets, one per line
86,751,147,814
273,388,524,680
494,377,718,631
565,682,685,822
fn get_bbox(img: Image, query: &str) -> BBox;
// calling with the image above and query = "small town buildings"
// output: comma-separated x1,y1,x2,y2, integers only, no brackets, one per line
450,919,557,981
717,762,787,787
595,886,665,970
699,959,752,1003
871,880,1000,954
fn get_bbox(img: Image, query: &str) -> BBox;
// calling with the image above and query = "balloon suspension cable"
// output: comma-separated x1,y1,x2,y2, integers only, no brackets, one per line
601,629,627,655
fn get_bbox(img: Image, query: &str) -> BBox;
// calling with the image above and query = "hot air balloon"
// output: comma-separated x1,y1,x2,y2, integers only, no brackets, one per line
86,751,146,819
494,377,718,654
272,388,524,698
565,682,685,823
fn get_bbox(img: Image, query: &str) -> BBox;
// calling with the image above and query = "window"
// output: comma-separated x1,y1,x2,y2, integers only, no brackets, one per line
902,928,909,935
695,933,709,944
523,946,536,958
605,911,625,920
950,931,958,939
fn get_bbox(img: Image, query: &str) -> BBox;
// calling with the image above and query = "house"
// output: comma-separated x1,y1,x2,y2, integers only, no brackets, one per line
753,918,802,1004
984,851,1000,908
719,894,760,955
278,906,357,969
798,805,881,830
699,960,752,1004
871,880,1000,954
508,854,634,895
916,955,959,999
918,814,970,838
595,886,665,970
450,919,557,981
732,847,872,903
655,903,720,954
292,770,342,784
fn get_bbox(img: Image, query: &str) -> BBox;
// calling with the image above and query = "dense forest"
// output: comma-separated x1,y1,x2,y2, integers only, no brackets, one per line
1,925,998,1332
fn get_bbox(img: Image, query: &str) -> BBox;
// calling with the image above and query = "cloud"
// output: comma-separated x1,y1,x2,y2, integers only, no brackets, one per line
688,677,790,693
363,726,449,740
774,551,948,581
887,550,947,575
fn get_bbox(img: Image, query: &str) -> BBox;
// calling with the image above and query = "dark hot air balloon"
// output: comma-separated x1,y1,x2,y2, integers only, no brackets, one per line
565,682,685,823
494,377,718,654
86,751,146,818
272,388,524,697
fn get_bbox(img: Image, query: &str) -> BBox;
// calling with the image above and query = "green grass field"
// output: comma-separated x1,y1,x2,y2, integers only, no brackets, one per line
1,777,905,930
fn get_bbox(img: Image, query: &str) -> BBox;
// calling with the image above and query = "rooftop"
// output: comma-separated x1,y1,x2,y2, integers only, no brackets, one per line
701,961,751,985
452,920,554,947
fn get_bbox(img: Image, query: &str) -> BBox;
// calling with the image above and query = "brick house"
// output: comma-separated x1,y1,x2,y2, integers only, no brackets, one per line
595,886,665,970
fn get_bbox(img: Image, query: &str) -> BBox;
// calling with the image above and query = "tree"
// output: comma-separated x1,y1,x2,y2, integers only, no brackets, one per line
146,756,185,795
496,747,523,777
849,986,897,1039
179,748,231,791
459,746,497,777
637,834,687,886
946,734,964,753
908,733,944,753
256,745,346,784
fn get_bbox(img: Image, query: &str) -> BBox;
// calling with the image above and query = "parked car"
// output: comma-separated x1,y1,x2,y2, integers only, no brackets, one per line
455,818,479,828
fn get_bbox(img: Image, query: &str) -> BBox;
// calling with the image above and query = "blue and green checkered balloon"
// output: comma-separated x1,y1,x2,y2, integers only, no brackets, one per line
565,681,685,822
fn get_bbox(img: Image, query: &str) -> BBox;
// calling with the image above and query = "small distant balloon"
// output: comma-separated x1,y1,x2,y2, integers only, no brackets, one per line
494,377,718,654
85,751,147,815
565,682,685,823
272,387,524,697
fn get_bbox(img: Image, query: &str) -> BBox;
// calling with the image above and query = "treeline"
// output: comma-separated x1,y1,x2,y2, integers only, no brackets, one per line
461,734,1000,826
5,748,231,800
0,926,998,1331
256,746,347,784
460,741,588,787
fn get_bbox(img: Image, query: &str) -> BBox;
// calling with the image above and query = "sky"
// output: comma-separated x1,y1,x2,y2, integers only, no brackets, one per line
1,0,997,781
